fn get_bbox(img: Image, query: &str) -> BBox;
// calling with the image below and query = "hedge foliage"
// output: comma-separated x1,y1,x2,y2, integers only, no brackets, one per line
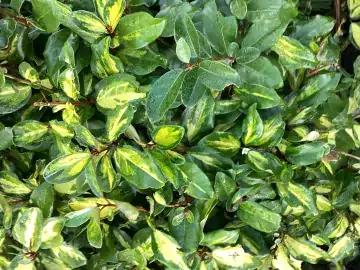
1,0,360,269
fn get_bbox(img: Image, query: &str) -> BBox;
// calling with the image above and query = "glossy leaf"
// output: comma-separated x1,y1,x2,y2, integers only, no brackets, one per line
152,125,185,150
146,69,185,123
199,60,241,91
237,201,281,233
44,152,92,184
117,12,166,49
12,207,43,251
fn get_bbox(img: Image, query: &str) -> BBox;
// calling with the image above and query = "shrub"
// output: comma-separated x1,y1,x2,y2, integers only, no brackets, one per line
0,0,360,269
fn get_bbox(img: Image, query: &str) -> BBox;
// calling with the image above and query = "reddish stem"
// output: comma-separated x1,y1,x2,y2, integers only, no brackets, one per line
33,101,95,107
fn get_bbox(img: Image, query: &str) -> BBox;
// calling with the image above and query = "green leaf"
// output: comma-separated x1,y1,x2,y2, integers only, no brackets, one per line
74,125,101,149
202,229,240,246
246,150,283,175
199,60,241,91
97,154,117,192
9,255,35,270
180,67,208,107
290,15,334,45
58,67,80,100
178,158,214,200
152,230,190,270
284,235,329,264
235,47,260,64
10,0,25,14
169,205,202,254
176,37,191,63
30,0,60,32
0,127,13,150
253,116,284,147
65,208,94,227
50,243,87,268
41,217,65,249
242,19,289,52
242,104,263,145
118,47,167,75
285,142,329,166
19,62,39,82
117,12,166,49
105,104,134,142
0,83,31,115
84,158,103,198
156,2,196,37
296,73,342,106
91,36,124,79
115,201,140,223
44,152,92,184
203,2,237,54
245,0,283,22
214,172,237,201
174,14,200,57
12,120,50,150
69,198,118,219
235,56,283,88
152,125,185,150
237,201,281,233
12,207,43,251
44,29,77,86
230,0,247,19
95,73,143,111
0,170,32,195
114,145,166,189
30,182,54,218
0,195,12,229
87,208,102,248
323,214,349,239
199,132,241,157
273,36,318,70
94,0,125,30
70,10,107,43
150,149,186,189
328,236,355,262
234,84,281,109
212,245,261,269
277,181,318,215
117,249,147,269
146,69,185,123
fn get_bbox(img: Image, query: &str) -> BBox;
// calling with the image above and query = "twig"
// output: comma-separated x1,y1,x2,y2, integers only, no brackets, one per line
185,56,235,71
167,196,194,208
5,74,53,92
0,9,34,27
306,64,339,77
8,199,25,205
33,100,95,107
91,140,119,156
332,149,360,161
334,0,341,33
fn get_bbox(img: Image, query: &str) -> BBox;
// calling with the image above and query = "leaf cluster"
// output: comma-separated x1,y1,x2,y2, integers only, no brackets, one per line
0,0,360,269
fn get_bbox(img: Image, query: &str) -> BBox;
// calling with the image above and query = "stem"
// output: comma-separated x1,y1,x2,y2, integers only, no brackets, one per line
0,9,34,27
185,56,235,71
167,196,194,208
8,199,25,205
332,149,360,161
33,100,95,107
91,140,119,156
5,74,53,92
306,64,339,78
334,0,341,33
